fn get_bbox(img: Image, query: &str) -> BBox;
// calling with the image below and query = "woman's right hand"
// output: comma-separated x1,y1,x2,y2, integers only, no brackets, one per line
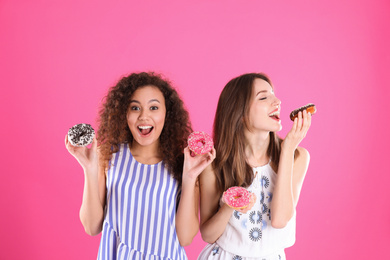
65,134,98,172
282,110,311,151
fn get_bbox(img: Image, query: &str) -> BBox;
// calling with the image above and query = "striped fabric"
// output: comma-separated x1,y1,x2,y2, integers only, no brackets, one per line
97,143,187,260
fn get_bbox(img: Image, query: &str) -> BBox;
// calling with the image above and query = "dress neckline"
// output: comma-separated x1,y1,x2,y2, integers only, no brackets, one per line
252,159,271,169
126,143,163,166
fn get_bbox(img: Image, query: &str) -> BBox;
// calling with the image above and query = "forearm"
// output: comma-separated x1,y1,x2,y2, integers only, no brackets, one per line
175,179,199,246
271,148,295,228
79,169,104,236
200,203,234,243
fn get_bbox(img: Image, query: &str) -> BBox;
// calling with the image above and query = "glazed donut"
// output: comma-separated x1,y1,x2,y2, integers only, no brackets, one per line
67,123,95,147
290,103,317,121
187,131,213,155
223,186,251,210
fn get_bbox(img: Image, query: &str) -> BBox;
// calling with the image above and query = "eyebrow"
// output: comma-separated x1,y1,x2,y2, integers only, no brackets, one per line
130,99,161,104
256,90,268,96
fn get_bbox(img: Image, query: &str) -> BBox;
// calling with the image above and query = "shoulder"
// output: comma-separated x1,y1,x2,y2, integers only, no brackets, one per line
295,146,310,164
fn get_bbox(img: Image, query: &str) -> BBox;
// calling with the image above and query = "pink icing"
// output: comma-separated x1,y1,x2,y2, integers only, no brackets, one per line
223,186,251,209
187,131,213,155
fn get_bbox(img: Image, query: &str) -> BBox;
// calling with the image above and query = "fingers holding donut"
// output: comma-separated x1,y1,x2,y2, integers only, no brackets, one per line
183,146,216,183
296,110,311,138
303,109,312,135
65,133,98,171
284,110,312,151
236,193,257,214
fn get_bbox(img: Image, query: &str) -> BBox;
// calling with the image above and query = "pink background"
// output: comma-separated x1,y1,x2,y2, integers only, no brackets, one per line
1,1,389,259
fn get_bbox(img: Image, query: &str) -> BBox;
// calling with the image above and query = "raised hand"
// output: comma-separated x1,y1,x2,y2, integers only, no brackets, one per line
182,147,216,184
65,134,99,172
283,110,312,151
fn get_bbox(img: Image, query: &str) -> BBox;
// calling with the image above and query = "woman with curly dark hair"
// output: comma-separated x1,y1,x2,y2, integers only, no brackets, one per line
65,72,215,259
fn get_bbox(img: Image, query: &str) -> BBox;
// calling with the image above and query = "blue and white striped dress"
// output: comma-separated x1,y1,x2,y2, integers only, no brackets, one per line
97,143,187,260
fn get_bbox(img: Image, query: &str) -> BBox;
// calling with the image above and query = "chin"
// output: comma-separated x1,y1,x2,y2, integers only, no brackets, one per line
273,125,282,133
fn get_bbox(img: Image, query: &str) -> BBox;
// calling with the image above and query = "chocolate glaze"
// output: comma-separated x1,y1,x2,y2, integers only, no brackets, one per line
289,103,316,121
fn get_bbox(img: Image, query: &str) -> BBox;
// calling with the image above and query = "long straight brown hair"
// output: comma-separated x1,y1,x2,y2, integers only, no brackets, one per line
213,73,285,193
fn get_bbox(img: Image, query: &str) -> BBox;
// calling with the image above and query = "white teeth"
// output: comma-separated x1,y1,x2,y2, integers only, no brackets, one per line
138,126,152,129
269,111,280,117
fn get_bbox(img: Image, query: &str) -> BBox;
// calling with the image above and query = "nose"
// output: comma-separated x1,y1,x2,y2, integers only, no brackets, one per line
138,108,149,120
273,97,281,107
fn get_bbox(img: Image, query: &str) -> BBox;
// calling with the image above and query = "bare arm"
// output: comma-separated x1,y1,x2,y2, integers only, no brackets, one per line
199,165,256,244
65,135,106,236
79,162,106,236
175,147,215,246
271,110,311,228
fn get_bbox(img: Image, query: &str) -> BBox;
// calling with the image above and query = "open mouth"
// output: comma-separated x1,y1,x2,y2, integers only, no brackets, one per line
138,125,154,135
269,111,280,120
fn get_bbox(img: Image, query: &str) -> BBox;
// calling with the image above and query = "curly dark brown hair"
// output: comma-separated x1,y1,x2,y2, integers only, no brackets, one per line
97,72,192,184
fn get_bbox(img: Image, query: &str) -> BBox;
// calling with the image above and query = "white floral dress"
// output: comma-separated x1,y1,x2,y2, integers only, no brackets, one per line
198,162,296,260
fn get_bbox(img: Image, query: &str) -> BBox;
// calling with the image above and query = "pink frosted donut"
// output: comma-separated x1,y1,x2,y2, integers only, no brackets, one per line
187,131,213,155
223,186,251,210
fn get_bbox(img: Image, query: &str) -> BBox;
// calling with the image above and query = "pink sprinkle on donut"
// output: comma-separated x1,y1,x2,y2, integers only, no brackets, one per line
188,131,213,155
223,186,251,210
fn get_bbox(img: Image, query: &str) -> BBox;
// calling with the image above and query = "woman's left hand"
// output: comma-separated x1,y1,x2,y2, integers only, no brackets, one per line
182,147,216,185
283,110,312,151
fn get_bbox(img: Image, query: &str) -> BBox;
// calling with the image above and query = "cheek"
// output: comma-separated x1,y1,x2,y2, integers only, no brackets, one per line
158,108,167,123
158,113,166,127
126,113,137,126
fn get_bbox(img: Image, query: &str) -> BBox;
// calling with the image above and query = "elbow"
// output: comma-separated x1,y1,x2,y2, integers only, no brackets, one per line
271,213,291,229
84,227,101,236
177,232,197,247
271,212,294,229
201,234,217,244
177,225,199,247
270,203,296,229
271,219,288,229
81,219,102,236
200,227,217,244
179,237,194,247
79,213,102,236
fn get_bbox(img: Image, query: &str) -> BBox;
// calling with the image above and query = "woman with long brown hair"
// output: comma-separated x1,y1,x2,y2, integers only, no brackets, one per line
198,73,311,259
65,72,215,259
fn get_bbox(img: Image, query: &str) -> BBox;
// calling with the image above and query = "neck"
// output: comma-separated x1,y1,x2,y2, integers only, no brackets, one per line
244,129,270,167
130,140,163,164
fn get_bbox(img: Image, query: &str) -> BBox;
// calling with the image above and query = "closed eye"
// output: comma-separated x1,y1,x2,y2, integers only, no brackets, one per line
259,97,267,100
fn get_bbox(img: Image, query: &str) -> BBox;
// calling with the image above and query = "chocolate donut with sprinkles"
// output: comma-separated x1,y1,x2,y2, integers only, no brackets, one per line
67,123,95,147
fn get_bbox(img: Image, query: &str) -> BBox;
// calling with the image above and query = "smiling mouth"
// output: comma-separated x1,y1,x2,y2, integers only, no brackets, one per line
138,125,153,135
269,111,280,120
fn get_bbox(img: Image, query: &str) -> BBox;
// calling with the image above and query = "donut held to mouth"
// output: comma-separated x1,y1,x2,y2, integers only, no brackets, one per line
68,123,95,147
289,103,316,121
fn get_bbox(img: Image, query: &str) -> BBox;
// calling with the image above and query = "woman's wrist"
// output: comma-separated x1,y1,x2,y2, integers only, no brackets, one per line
280,144,296,157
